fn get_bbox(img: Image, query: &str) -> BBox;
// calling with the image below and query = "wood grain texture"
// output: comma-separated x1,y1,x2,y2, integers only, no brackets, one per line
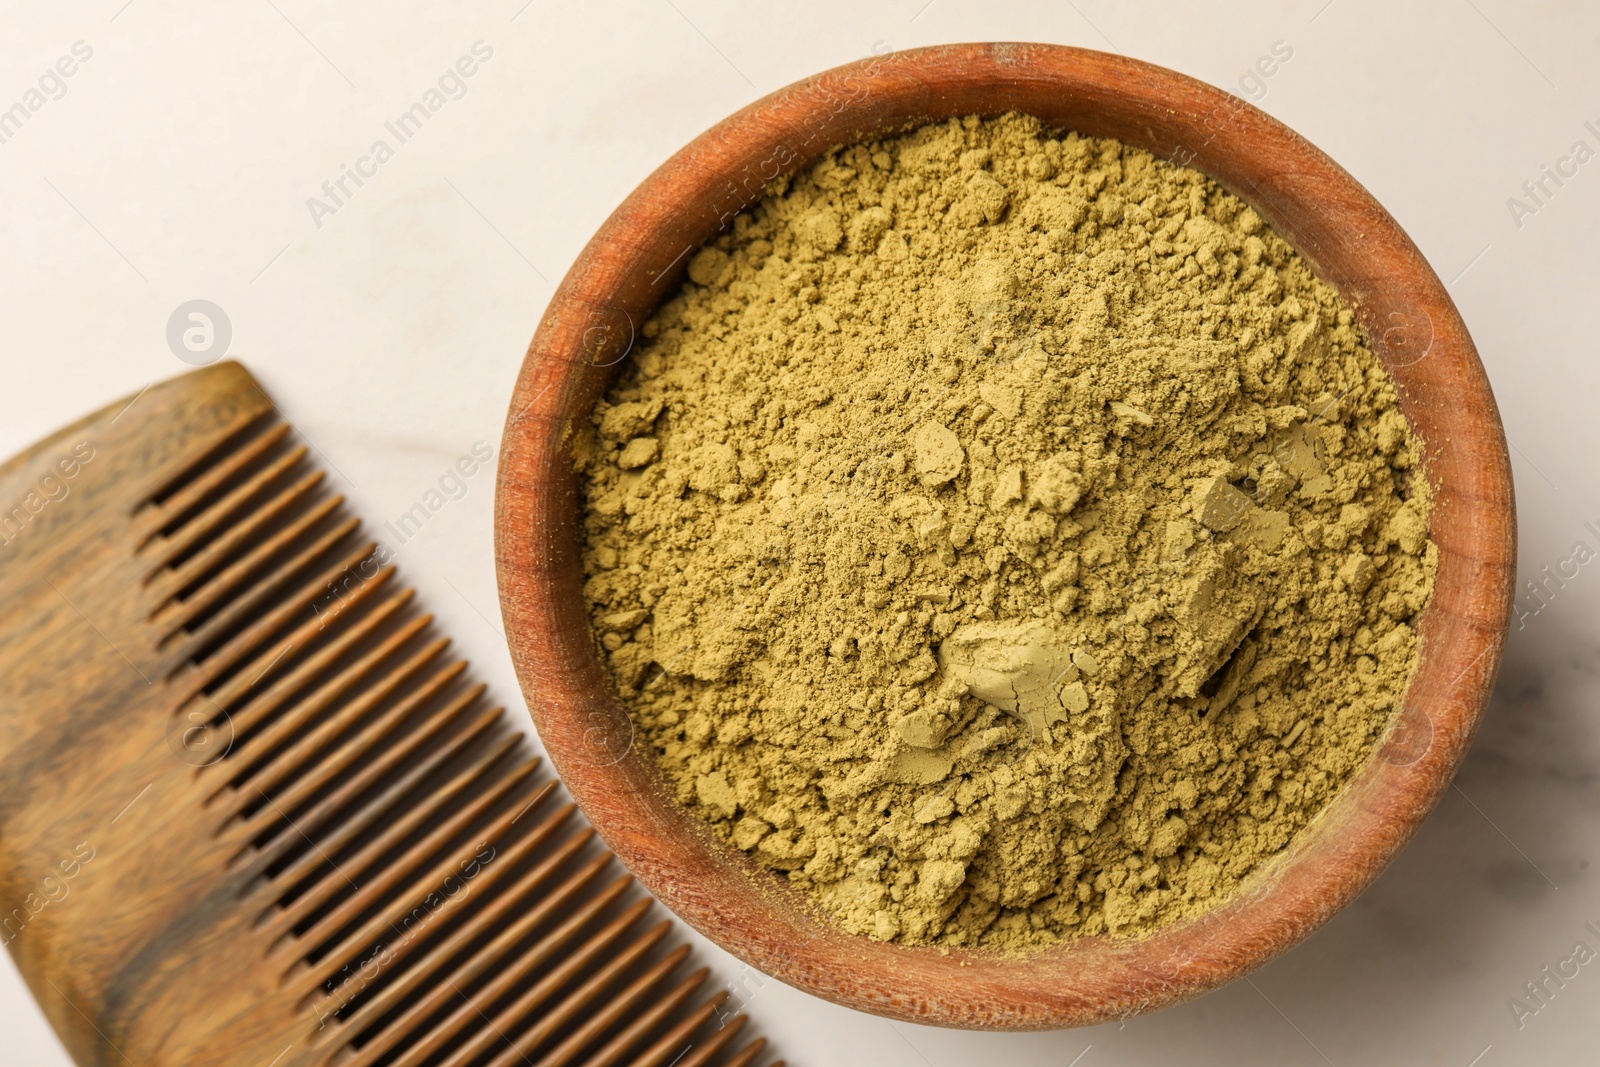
0,362,777,1067
494,43,1516,1029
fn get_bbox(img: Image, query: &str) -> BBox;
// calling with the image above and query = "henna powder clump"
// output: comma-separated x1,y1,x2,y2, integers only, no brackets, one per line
573,114,1435,951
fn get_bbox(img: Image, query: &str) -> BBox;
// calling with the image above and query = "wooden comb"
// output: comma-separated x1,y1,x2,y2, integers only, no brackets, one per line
0,362,776,1067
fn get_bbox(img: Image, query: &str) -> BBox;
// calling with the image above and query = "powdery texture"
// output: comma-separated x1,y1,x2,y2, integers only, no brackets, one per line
574,114,1435,950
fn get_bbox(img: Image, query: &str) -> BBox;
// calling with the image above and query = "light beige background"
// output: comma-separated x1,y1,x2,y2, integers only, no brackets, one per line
2,2,1595,1065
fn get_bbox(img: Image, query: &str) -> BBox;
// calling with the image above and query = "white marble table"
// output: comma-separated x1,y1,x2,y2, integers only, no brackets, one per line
1,2,1594,1064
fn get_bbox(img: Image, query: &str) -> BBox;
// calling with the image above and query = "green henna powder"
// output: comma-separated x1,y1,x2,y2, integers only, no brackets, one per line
573,113,1435,951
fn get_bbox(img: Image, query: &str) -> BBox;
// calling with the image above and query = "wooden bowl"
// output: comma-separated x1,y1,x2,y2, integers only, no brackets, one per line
495,43,1515,1029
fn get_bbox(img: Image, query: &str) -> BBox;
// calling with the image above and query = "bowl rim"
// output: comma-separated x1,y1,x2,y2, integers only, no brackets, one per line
495,41,1515,1029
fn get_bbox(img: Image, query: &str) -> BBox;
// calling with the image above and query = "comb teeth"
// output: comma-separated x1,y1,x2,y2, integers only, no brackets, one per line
132,415,773,1067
